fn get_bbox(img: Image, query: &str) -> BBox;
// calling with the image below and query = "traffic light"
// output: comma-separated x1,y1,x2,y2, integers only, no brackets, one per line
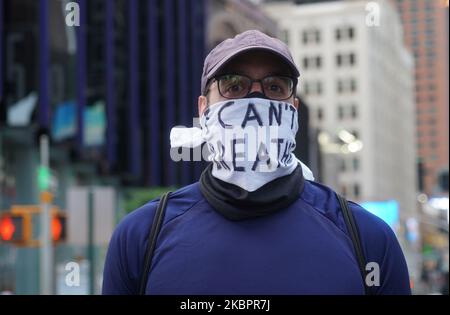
0,212,32,244
0,208,67,246
52,213,67,243
37,165,51,192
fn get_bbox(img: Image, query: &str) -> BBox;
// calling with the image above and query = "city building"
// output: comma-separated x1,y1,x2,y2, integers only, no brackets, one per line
207,0,278,49
392,0,449,197
263,0,417,216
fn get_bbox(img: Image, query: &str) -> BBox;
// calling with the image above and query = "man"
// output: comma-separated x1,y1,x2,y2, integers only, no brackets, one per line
102,30,411,295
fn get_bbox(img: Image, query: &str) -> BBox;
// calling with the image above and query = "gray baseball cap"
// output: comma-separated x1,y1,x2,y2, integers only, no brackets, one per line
201,30,300,95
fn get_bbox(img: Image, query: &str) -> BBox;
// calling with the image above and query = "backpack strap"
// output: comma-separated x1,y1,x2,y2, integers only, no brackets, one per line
139,192,171,295
336,194,371,295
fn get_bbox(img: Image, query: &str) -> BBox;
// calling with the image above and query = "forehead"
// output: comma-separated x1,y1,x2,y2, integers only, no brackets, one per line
218,50,293,78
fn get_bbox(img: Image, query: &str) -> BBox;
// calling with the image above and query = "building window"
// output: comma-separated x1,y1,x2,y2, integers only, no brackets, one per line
351,104,358,119
349,53,356,65
415,73,421,83
304,82,309,95
348,27,354,40
303,81,323,96
317,82,323,95
337,80,343,93
282,29,290,45
316,56,322,68
338,105,344,120
337,79,357,94
315,30,321,43
410,3,418,13
303,56,322,70
336,53,356,67
350,79,357,92
302,28,321,45
302,31,308,44
354,183,360,198
425,1,434,12
429,117,436,125
335,29,341,41
341,160,347,172
303,57,309,69
317,107,324,121
341,185,347,197
336,54,342,66
353,158,359,171
336,26,355,42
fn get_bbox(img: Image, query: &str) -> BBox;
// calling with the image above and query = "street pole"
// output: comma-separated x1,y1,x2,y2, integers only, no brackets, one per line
39,134,53,295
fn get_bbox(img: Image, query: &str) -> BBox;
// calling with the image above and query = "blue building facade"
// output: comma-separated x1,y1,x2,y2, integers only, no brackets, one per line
0,0,207,294
0,0,207,190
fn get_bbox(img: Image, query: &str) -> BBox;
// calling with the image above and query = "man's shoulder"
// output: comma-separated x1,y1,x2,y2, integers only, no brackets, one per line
113,182,204,243
301,180,397,244
102,182,205,294
347,200,401,257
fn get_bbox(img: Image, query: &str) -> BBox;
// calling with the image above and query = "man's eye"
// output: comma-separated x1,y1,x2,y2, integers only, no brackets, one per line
269,84,283,92
224,83,244,93
230,84,243,92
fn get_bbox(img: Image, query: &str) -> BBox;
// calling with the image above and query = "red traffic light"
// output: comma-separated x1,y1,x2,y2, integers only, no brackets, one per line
0,208,67,245
0,213,25,242
0,215,16,241
52,214,67,242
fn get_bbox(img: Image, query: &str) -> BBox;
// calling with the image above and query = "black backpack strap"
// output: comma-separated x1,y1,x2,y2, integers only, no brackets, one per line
336,194,371,295
138,192,171,295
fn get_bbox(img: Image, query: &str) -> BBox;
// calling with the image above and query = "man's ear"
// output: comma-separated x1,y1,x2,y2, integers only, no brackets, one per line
198,95,207,117
294,97,299,110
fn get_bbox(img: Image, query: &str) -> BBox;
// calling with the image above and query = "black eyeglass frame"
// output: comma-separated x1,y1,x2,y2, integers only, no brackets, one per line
204,74,298,101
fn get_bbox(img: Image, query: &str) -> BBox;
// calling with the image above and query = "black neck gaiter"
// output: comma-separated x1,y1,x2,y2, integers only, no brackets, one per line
199,163,305,221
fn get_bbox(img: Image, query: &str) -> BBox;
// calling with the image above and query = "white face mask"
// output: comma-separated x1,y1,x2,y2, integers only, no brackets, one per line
199,98,300,192
170,99,314,191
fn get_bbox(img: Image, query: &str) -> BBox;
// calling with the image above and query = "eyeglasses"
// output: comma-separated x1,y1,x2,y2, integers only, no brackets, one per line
209,74,297,101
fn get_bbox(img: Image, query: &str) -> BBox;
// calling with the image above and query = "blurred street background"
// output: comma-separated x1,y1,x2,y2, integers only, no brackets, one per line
0,0,448,295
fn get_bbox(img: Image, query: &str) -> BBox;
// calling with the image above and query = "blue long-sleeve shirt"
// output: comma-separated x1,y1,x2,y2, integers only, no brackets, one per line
102,180,411,295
